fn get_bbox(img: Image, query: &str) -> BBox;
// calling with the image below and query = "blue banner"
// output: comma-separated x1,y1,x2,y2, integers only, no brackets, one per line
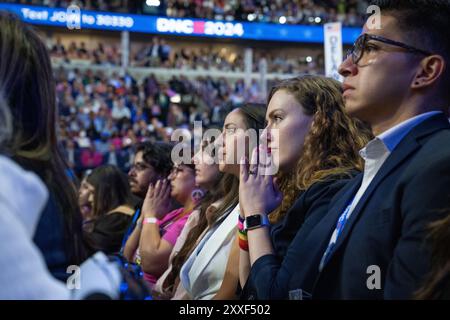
0,3,361,44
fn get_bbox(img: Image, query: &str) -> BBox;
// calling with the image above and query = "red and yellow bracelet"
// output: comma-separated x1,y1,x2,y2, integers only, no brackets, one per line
237,215,249,251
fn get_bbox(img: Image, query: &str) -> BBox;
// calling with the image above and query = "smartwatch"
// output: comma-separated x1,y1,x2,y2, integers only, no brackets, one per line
244,214,270,231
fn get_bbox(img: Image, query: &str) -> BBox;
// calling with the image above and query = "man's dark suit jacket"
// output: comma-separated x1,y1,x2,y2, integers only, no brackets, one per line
244,114,450,300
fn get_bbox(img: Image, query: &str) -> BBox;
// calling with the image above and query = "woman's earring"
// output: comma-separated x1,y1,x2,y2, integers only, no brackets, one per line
191,188,205,203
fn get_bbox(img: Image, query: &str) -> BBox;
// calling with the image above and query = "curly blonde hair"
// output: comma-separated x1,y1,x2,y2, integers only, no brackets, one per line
268,76,373,224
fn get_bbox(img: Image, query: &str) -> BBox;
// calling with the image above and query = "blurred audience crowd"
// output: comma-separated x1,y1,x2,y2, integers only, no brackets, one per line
49,36,323,75
55,66,276,177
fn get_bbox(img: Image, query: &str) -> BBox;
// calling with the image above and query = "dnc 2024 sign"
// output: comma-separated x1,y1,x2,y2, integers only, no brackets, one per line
0,3,361,44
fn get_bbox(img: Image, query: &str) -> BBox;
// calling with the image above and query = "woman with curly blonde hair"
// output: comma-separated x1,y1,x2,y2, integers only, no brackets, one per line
230,75,373,299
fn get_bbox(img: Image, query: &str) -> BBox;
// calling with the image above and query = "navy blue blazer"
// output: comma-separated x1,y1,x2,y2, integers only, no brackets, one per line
244,114,450,300
241,173,359,299
270,172,358,259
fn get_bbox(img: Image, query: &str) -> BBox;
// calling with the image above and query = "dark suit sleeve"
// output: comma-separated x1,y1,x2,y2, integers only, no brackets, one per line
243,178,353,300
384,155,450,299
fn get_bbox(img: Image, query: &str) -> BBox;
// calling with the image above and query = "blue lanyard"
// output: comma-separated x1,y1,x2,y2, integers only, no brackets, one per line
319,200,353,272
120,208,141,255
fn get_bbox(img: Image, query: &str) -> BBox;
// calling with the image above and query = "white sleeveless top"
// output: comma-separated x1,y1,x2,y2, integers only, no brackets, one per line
179,205,239,300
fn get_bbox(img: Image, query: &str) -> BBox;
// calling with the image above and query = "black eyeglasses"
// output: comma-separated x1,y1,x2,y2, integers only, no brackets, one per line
346,33,433,65
130,162,151,172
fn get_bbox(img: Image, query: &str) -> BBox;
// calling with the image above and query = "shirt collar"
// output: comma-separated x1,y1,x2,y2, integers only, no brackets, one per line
377,111,443,152
359,137,388,161
359,111,443,161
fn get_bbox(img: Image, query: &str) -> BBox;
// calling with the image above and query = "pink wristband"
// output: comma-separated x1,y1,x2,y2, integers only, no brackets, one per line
143,217,160,226
238,220,245,231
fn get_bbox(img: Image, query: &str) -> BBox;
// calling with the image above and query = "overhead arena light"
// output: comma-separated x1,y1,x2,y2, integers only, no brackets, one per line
146,0,161,7
143,0,161,14
170,94,181,104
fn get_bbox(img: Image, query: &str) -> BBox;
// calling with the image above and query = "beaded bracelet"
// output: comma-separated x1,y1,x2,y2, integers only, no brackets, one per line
237,215,249,251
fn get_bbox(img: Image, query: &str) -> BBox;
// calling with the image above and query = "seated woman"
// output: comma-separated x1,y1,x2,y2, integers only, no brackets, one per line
234,76,372,299
123,160,199,289
82,165,136,255
175,104,267,300
152,136,231,299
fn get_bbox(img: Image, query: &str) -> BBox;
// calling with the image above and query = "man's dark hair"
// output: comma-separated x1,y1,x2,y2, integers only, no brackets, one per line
370,0,450,99
136,141,173,177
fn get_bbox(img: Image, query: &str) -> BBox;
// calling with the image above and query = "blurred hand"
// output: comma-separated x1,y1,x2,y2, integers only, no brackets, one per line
142,179,171,220
239,147,283,218
73,252,122,300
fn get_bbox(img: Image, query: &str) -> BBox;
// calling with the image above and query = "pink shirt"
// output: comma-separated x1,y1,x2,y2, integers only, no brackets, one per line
141,208,192,286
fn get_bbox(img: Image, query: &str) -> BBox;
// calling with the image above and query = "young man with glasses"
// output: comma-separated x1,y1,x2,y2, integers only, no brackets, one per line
120,142,174,253
319,0,450,299
128,142,173,199
241,0,450,300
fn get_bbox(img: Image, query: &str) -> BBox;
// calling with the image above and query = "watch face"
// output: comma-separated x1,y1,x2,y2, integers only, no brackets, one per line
246,215,262,229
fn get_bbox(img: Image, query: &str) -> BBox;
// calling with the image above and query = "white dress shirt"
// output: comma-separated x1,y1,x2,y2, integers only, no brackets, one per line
349,111,442,218
321,111,443,269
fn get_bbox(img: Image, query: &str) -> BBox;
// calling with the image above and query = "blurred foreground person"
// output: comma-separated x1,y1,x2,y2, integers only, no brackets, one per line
0,93,122,299
0,11,84,280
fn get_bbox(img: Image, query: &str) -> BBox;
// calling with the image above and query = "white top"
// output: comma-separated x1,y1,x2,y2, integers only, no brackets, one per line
179,204,239,300
0,156,122,300
0,155,69,299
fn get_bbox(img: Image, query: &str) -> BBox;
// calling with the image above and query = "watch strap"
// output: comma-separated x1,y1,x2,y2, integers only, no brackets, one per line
244,214,270,231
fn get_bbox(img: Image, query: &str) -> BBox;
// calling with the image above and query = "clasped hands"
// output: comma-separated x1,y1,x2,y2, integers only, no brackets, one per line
239,146,282,219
